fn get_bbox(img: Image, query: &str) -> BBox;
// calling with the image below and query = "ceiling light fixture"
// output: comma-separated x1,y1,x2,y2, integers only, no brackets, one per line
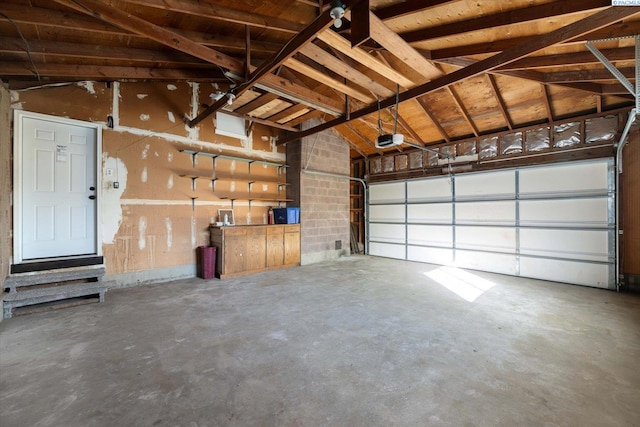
330,1,346,29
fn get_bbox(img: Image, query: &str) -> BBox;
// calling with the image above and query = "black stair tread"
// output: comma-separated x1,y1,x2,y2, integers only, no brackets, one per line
3,282,109,303
3,265,106,290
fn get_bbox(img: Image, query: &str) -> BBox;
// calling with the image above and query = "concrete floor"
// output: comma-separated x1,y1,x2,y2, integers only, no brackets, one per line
1,256,640,426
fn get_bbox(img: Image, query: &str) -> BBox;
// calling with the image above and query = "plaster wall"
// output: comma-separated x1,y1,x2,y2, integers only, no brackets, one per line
8,81,285,285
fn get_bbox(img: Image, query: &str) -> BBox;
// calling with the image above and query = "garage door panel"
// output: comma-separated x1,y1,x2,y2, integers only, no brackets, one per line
456,226,516,253
370,242,405,259
370,182,405,204
456,201,515,225
407,177,452,202
408,246,453,265
520,257,611,289
520,198,609,228
520,229,610,262
455,170,515,200
519,161,609,197
370,205,405,223
407,203,452,224
370,223,405,244
455,250,518,276
407,225,452,247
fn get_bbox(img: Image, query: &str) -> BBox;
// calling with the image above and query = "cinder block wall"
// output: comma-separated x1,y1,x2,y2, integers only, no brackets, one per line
288,120,351,264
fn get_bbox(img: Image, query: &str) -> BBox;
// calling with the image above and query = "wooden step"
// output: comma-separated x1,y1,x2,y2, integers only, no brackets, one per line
3,282,110,319
3,265,106,293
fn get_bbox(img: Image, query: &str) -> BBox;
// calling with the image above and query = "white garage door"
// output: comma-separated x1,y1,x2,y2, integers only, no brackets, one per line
369,159,615,289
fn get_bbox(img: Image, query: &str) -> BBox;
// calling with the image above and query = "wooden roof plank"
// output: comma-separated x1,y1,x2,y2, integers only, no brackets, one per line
122,0,304,34
316,30,415,88
447,86,479,137
374,0,452,21
401,0,611,43
368,12,443,81
299,42,394,98
486,74,514,130
278,6,640,144
284,58,376,103
233,92,280,116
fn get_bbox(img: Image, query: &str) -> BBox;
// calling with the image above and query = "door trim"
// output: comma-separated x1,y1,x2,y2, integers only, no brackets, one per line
13,110,102,265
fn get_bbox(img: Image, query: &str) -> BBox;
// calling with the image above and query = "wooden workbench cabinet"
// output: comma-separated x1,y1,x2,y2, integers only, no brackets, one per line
209,224,300,278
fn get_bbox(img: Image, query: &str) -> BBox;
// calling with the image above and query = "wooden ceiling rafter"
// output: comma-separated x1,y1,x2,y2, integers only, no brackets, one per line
298,42,395,97
446,86,479,137
486,75,514,130
541,84,555,123
400,0,611,44
284,58,375,103
121,0,305,34
343,123,383,156
316,30,415,88
500,46,636,71
373,0,453,21
50,0,346,119
277,6,640,145
416,97,451,144
430,20,640,60
367,11,443,81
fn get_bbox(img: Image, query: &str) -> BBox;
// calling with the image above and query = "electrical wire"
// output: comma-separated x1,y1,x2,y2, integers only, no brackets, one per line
0,12,41,82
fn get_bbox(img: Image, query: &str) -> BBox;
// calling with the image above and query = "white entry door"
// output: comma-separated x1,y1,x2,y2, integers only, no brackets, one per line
16,111,99,262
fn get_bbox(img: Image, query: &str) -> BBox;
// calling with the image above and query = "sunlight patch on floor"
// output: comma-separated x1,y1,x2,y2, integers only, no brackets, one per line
426,266,497,302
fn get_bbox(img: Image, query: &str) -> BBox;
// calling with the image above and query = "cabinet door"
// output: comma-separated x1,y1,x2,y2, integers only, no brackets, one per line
266,229,284,267
284,231,300,265
224,235,246,275
245,228,267,271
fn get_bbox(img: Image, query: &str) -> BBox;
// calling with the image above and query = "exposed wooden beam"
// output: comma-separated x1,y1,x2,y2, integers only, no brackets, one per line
52,0,344,118
233,92,280,116
0,62,221,81
374,0,452,21
447,87,479,137
416,97,450,143
316,30,415,88
122,0,304,34
0,37,210,67
351,0,371,48
544,67,636,83
500,47,636,71
284,58,376,103
266,104,309,124
541,84,555,123
401,0,610,43
299,42,394,97
392,106,427,146
0,4,282,55
430,20,640,60
222,110,299,132
278,6,640,144
368,12,443,81
486,75,513,130
53,0,244,71
188,5,337,126
287,110,325,127
343,123,384,155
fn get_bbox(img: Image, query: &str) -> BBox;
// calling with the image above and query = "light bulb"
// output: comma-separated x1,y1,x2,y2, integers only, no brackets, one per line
334,17,342,28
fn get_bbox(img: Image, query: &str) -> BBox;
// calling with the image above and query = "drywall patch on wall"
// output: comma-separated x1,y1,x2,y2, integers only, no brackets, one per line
141,167,148,183
137,94,148,99
77,81,96,95
165,218,173,249
167,174,174,189
139,217,147,250
167,111,175,123
142,144,150,159
102,155,127,244
167,84,178,91
188,82,199,141
167,152,173,163
140,114,150,121
191,218,197,249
